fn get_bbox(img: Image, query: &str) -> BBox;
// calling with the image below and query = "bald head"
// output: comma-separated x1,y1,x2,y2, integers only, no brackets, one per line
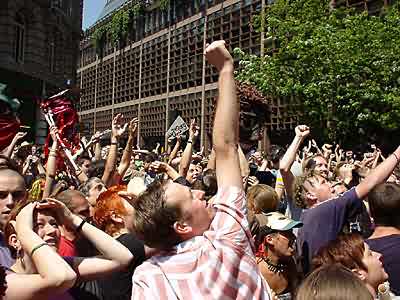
0,168,26,229
56,189,90,220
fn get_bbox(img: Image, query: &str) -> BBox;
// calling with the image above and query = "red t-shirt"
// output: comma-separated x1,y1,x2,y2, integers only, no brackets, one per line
58,236,76,257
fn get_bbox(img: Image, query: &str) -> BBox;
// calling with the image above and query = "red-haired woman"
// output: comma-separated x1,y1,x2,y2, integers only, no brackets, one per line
93,186,151,300
313,233,391,299
4,199,133,300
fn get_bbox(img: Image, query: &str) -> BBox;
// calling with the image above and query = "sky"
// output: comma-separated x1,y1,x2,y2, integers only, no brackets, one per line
83,0,107,30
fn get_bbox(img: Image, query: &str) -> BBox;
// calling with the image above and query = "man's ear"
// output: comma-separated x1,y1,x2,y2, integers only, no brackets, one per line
305,192,318,206
173,221,192,235
8,233,21,252
264,234,274,246
352,268,367,282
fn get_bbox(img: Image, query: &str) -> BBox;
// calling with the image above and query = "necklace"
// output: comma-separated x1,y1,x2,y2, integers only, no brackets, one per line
262,257,286,274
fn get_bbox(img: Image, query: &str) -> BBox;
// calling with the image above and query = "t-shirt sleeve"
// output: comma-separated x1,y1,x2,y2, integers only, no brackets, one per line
209,187,254,252
336,187,362,216
119,235,146,269
326,187,363,235
173,176,191,187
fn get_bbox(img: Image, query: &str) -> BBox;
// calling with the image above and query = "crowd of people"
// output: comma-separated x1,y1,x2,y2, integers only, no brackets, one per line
0,40,399,300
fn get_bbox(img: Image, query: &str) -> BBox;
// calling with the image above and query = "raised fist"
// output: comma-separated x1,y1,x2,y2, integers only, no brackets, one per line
295,125,310,138
204,41,233,72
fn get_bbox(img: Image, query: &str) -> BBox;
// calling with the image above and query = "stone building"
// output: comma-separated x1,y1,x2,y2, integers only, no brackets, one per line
0,0,83,142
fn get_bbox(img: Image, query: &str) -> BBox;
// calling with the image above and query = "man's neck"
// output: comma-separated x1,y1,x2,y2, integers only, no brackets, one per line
365,283,377,299
369,226,400,239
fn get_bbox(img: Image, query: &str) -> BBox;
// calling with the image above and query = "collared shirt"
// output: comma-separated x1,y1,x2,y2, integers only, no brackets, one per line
131,186,271,300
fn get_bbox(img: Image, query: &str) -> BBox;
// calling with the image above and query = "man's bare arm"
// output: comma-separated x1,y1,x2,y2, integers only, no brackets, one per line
206,41,241,189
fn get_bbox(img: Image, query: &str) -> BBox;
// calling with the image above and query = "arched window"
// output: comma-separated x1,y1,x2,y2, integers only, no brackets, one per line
14,13,25,63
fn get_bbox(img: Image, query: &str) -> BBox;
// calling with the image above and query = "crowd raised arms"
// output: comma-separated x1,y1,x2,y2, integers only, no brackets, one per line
0,40,399,300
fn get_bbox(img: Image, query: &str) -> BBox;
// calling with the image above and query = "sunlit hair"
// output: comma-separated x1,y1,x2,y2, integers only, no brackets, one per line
4,200,61,259
295,264,373,300
293,170,319,209
312,233,367,272
93,185,129,236
247,184,279,216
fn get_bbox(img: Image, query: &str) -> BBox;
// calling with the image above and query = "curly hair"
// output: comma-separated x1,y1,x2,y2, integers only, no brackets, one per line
294,171,316,209
93,185,128,236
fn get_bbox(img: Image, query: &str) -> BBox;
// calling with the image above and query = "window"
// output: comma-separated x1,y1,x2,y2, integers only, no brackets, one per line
14,13,25,63
49,36,55,72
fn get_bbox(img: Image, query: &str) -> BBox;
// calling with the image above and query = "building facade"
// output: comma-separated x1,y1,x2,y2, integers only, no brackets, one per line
0,0,83,142
79,0,282,149
78,0,387,148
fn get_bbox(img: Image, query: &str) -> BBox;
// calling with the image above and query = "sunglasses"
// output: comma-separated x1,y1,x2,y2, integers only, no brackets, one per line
0,190,25,200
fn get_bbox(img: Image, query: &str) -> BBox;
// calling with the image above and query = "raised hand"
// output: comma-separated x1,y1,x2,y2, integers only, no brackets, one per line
128,117,138,137
149,161,167,174
49,126,59,142
15,202,37,232
14,131,27,141
247,176,259,187
112,113,128,139
204,40,233,72
189,119,200,140
37,198,75,229
295,125,310,138
90,131,102,144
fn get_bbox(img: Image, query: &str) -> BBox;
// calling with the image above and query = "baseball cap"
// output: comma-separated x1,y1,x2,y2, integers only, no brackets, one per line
254,212,303,232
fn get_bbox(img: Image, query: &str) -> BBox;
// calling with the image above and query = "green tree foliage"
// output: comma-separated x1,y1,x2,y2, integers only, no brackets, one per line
235,0,400,145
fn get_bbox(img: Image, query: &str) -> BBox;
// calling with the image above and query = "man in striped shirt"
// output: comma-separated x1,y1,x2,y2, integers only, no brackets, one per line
131,41,271,300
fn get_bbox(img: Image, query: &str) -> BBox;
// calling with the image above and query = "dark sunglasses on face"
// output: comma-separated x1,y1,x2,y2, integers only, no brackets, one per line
0,190,25,200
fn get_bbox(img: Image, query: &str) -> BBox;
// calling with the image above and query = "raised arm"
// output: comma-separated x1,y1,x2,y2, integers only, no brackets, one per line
7,203,76,300
167,135,181,165
238,145,250,178
93,132,102,161
40,199,133,281
178,119,199,177
355,146,400,199
117,118,138,177
43,126,59,199
2,132,27,158
205,41,241,189
150,161,181,181
102,114,127,186
279,125,310,197
206,148,216,170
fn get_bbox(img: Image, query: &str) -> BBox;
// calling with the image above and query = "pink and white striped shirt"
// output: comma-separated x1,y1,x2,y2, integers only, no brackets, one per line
131,186,271,300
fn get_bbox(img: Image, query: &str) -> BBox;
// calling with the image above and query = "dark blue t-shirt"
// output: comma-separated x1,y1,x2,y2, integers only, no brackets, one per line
366,234,400,295
297,188,361,274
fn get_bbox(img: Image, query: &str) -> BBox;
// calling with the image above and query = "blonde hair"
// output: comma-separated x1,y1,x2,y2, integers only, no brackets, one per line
247,184,279,215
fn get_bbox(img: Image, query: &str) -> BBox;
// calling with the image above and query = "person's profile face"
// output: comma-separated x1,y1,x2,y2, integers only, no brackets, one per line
0,172,25,228
165,182,214,237
361,243,388,287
